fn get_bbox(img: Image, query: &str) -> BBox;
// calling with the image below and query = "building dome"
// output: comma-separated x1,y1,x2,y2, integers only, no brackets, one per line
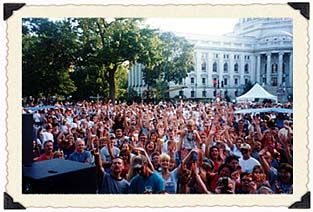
259,30,292,39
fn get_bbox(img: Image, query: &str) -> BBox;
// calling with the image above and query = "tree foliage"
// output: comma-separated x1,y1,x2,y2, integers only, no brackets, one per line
141,31,194,97
22,18,77,98
242,80,253,95
22,18,194,102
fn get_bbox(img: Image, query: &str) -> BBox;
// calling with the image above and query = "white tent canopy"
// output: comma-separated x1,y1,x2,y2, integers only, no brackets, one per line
236,83,278,103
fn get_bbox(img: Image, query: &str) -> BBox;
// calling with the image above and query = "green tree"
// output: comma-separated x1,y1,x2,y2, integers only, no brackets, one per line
159,32,194,84
125,88,141,103
141,32,194,99
242,80,253,94
72,18,151,103
22,18,77,99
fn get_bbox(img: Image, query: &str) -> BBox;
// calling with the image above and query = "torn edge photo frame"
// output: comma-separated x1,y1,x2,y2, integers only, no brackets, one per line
4,2,310,209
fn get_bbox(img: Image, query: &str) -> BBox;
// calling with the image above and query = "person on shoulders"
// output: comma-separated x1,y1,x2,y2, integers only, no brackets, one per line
100,135,120,171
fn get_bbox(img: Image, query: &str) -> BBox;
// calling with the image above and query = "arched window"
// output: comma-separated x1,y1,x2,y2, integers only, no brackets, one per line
234,63,239,73
244,64,249,73
234,78,238,85
201,62,206,72
213,78,217,87
202,78,206,85
191,91,195,98
213,62,217,72
272,63,278,73
202,90,206,97
224,78,228,86
191,77,195,84
224,63,228,73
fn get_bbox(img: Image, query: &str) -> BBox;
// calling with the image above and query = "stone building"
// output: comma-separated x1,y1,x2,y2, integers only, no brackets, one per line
128,18,293,102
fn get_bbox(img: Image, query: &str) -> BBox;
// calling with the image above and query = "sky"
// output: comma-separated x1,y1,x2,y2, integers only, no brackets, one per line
144,18,239,36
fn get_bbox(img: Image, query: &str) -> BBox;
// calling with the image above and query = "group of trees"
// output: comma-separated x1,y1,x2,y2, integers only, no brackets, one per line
22,18,194,103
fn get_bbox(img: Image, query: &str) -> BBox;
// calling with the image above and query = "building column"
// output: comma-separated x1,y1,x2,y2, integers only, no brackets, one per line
289,53,293,87
132,67,135,87
207,52,212,88
141,64,145,86
219,59,223,88
229,53,234,87
134,66,138,87
128,69,131,87
250,55,256,83
256,54,261,83
278,52,284,85
196,52,202,97
266,52,272,85
240,54,245,85
138,65,142,87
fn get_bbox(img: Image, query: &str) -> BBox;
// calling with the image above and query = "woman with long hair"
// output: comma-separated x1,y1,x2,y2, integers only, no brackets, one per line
119,149,132,179
205,146,223,173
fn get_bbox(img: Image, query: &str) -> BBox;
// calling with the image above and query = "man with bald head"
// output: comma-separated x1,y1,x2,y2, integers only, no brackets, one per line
68,138,92,164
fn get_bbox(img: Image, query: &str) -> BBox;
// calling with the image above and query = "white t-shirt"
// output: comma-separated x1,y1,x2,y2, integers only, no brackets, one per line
278,128,291,141
33,113,41,123
239,157,261,173
42,131,54,143
41,131,54,149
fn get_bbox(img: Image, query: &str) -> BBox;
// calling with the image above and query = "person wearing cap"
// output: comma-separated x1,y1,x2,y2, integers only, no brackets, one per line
238,143,260,173
129,148,165,194
93,148,130,194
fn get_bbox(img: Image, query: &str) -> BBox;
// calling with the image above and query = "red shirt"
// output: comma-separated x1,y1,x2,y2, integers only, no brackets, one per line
37,152,54,161
207,173,220,193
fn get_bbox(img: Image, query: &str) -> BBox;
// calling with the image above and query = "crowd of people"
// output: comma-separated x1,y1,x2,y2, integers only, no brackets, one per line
24,99,293,194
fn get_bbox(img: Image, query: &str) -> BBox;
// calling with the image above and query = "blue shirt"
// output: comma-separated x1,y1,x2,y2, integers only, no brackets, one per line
130,171,165,194
99,172,130,194
68,151,92,164
162,168,178,194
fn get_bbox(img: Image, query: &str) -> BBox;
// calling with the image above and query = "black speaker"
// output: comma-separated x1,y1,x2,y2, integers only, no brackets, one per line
22,159,97,194
22,113,33,165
